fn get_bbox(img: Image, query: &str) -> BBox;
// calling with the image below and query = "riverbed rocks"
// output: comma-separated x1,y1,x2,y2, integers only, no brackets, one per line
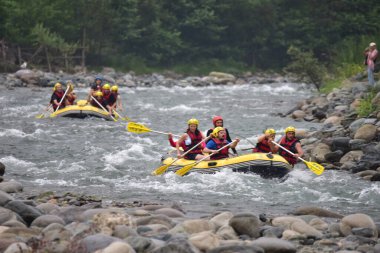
0,68,302,89
0,161,379,253
286,81,380,180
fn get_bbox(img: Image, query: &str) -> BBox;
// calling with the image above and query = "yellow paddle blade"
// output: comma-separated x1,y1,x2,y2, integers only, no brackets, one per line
152,164,171,176
305,161,324,175
126,122,151,134
35,114,45,119
175,163,195,177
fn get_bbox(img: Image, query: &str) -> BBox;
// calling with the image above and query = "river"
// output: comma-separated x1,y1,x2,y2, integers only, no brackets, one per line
1,82,379,217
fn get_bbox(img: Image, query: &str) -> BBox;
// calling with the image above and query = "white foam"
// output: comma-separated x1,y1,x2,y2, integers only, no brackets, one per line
34,178,77,186
158,104,206,112
103,143,157,165
0,156,36,168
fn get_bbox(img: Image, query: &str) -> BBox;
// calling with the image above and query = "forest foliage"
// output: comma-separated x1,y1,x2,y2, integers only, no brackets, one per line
1,0,380,75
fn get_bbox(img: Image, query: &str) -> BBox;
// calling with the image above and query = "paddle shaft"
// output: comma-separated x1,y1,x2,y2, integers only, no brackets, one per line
112,109,130,121
173,136,211,163
55,86,70,112
272,141,305,163
91,95,116,121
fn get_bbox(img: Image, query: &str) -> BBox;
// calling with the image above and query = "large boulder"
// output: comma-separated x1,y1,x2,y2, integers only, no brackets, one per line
354,124,377,141
340,213,378,239
229,213,261,238
311,143,331,163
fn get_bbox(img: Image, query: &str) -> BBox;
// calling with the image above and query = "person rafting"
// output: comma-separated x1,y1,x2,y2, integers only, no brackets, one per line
101,84,116,106
206,116,237,155
87,76,103,102
273,126,304,166
90,91,113,115
253,128,277,153
110,85,123,111
203,127,239,160
50,82,66,111
65,82,77,106
176,118,207,160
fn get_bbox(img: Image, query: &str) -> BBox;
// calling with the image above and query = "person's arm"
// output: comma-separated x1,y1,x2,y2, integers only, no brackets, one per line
117,95,123,111
168,133,176,148
230,138,240,149
294,142,304,158
272,137,282,153
203,140,217,154
176,134,187,158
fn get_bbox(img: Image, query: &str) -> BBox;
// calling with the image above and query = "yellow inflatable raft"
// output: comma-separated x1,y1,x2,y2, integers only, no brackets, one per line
49,100,114,121
159,153,292,178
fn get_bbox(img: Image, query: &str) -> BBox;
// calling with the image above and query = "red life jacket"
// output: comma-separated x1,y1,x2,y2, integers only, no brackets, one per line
102,91,111,101
184,130,203,155
91,97,105,108
279,137,299,165
52,91,64,110
253,138,271,153
210,138,229,160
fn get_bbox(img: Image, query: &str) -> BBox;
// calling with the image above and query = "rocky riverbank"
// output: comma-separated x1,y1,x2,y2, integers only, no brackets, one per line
0,68,301,89
0,162,379,253
284,79,380,182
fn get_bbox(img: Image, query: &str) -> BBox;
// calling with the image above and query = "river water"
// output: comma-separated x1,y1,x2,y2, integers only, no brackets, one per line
1,82,379,217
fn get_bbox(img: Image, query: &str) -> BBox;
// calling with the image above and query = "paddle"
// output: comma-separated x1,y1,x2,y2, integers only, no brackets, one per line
90,95,116,121
271,141,324,175
152,136,212,176
55,86,70,112
175,139,238,177
35,104,53,119
112,109,131,121
126,122,181,137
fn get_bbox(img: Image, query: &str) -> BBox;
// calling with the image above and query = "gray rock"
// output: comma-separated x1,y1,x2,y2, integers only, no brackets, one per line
371,173,380,181
36,203,60,214
208,245,264,253
0,207,23,225
2,220,27,228
136,214,176,229
251,237,296,253
374,243,380,253
260,226,284,238
354,124,377,141
349,118,366,133
126,236,155,253
4,200,42,225
352,227,376,238
151,236,200,253
31,214,65,228
79,233,122,253
229,213,261,238
4,242,32,253
349,139,367,150
325,150,344,163
0,190,14,206
0,181,23,193
113,225,138,239
291,206,343,218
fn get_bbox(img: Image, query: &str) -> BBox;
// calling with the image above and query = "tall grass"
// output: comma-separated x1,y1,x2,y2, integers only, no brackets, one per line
321,35,378,93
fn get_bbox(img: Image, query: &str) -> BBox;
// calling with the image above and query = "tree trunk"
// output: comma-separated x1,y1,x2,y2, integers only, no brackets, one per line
45,46,52,72
81,27,86,73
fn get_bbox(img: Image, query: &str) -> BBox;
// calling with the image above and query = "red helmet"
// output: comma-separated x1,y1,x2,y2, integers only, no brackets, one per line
212,116,223,126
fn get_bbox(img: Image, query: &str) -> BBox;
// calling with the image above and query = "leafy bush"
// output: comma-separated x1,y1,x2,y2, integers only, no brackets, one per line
284,46,327,90
357,88,380,117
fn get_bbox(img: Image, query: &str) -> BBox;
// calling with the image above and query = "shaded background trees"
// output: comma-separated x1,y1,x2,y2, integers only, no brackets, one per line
1,0,379,73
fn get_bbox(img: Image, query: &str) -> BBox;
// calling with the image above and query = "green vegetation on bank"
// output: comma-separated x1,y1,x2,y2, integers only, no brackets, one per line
1,0,380,90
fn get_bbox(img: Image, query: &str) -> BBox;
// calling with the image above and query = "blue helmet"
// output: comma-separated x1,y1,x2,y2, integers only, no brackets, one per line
95,76,103,82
